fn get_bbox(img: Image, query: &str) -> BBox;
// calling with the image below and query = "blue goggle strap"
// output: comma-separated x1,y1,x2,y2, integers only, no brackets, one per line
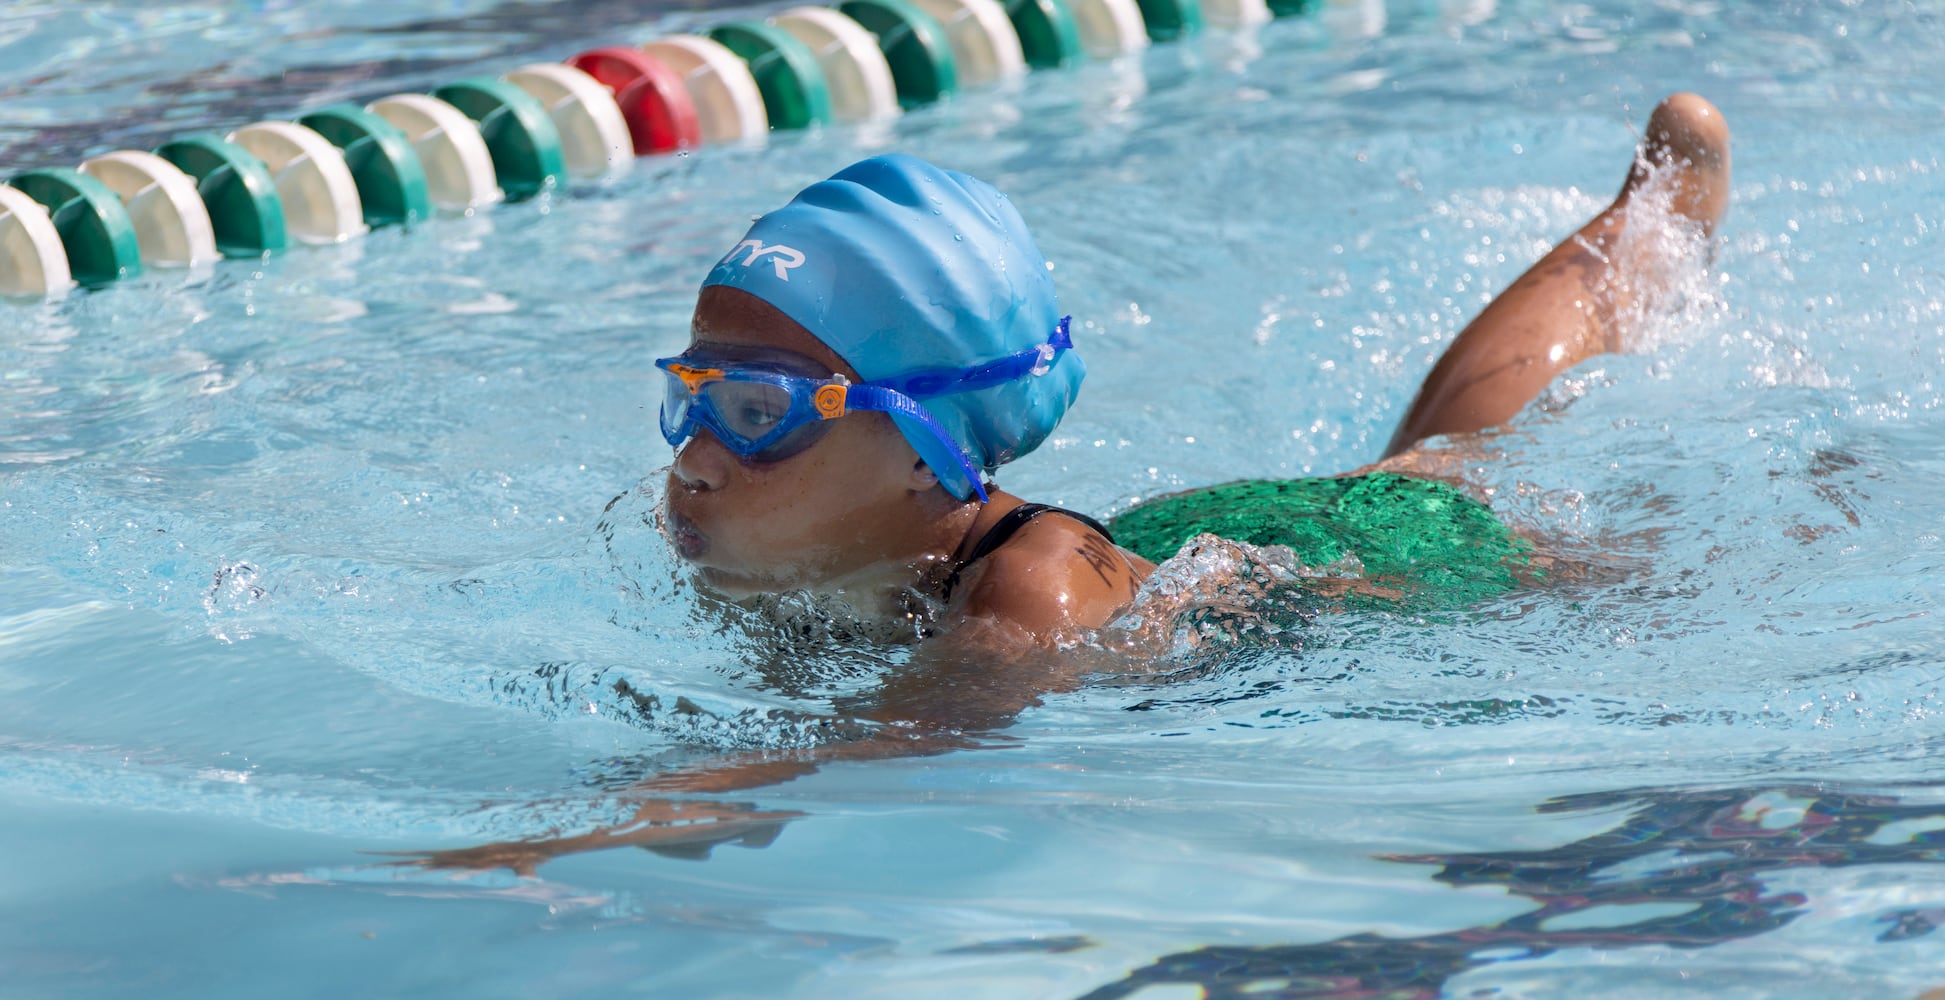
852,316,1073,502
866,317,1073,401
839,383,991,502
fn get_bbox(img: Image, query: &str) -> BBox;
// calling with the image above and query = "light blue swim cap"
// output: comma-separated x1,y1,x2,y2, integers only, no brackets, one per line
701,154,1083,500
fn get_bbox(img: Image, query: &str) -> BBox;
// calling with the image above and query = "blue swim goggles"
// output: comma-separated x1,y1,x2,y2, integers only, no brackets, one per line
656,318,1072,503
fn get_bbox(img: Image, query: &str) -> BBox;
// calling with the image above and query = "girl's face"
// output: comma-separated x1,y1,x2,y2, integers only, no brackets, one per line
661,286,939,597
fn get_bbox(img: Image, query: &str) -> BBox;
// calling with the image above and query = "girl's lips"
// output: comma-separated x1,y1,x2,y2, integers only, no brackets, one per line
666,511,709,560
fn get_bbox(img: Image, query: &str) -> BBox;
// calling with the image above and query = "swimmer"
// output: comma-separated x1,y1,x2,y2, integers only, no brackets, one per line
416,93,1731,872
661,92,1729,647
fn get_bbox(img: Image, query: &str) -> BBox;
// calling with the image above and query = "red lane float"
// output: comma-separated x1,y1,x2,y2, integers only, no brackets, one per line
567,47,702,155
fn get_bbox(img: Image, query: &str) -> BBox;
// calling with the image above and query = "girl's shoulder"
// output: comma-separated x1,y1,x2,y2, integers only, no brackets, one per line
949,501,1153,637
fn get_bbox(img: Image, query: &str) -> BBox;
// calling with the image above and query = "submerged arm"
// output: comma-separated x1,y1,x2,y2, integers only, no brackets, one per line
412,513,1155,873
407,619,1086,874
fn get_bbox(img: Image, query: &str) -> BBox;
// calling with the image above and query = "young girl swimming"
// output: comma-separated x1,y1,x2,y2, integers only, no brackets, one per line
662,93,1728,640
422,92,1731,871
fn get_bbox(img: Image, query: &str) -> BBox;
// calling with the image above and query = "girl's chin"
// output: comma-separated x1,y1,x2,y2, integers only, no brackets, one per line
694,564,863,607
694,564,795,600
693,565,757,597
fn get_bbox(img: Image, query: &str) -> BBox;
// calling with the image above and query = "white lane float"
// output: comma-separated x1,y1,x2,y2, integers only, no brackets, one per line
227,121,368,244
366,93,504,213
76,150,219,268
1201,0,1271,27
908,0,1027,86
642,35,771,144
0,184,73,297
502,63,634,178
1070,0,1150,56
771,7,901,121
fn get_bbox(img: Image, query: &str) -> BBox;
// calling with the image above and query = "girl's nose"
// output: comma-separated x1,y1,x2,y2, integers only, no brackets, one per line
671,431,731,491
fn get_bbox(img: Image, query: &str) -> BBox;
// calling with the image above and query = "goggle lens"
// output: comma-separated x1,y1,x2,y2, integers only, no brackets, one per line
704,379,795,441
659,369,695,442
660,366,833,463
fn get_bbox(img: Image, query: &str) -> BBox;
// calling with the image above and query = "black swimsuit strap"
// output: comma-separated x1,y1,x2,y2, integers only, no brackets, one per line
940,502,1116,602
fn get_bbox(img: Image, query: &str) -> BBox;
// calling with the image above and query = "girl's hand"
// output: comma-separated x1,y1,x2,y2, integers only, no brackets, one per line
397,798,803,876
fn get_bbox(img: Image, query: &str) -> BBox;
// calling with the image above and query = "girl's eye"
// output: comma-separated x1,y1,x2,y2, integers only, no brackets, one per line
739,403,784,429
727,388,793,434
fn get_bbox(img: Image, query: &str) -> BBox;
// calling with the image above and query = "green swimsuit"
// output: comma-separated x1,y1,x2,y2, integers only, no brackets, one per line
1108,472,1535,610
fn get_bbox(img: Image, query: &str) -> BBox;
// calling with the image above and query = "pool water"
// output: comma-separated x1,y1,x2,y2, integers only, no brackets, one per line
6,0,1945,996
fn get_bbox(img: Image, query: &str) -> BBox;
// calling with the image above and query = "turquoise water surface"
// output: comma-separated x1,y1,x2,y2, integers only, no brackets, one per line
5,1,1945,996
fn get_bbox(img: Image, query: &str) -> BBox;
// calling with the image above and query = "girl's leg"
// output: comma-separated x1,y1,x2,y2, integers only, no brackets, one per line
1381,92,1732,459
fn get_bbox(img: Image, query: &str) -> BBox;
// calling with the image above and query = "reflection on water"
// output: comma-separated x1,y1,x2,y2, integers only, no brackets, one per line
1082,783,1945,999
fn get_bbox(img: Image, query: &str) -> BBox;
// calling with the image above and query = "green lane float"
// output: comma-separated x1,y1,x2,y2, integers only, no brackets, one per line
836,0,958,107
566,47,703,155
295,104,433,230
1004,0,1084,69
769,7,901,123
708,21,835,130
908,0,1026,86
9,169,143,285
431,78,567,201
1132,0,1201,40
154,134,288,257
366,93,503,212
0,184,72,296
642,36,771,143
77,150,219,268
502,63,634,178
227,121,368,243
